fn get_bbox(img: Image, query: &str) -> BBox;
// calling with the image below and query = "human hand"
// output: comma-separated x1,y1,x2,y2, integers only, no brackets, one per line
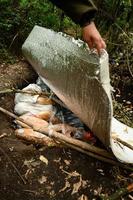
82,22,106,55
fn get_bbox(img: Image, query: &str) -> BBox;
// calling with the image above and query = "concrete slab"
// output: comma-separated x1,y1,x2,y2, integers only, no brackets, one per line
22,26,113,146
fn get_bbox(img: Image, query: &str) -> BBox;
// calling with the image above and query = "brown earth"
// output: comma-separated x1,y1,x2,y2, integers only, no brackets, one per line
0,61,132,200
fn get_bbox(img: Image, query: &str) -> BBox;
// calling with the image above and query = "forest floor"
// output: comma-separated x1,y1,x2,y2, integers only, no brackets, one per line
0,60,132,200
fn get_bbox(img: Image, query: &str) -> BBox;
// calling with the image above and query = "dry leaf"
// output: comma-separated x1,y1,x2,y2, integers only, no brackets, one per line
23,158,35,168
62,170,80,178
49,190,56,197
39,155,48,165
64,159,71,165
78,194,88,200
82,180,88,188
59,181,70,192
71,176,82,195
38,175,47,184
71,174,88,195
93,186,102,196
54,158,61,163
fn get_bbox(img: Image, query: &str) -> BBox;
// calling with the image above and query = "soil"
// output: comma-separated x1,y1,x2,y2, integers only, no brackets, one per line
0,61,132,200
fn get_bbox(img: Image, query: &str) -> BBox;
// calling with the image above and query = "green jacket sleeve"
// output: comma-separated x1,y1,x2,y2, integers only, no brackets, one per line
49,0,98,26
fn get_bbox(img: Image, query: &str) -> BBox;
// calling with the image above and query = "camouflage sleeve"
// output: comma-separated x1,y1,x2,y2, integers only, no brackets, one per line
49,0,98,26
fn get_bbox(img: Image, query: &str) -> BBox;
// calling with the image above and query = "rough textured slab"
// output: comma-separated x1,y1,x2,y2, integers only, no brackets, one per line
22,26,112,146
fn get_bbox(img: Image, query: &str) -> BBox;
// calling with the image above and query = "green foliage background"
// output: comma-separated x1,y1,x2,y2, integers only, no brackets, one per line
0,0,132,50
0,0,76,59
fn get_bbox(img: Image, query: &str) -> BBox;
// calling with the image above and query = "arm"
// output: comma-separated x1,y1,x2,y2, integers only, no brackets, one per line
49,0,106,54
49,0,97,26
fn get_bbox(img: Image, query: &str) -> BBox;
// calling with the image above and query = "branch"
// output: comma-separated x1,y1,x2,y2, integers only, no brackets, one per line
115,138,133,151
0,106,133,171
126,48,133,79
100,183,133,200
0,146,26,184
0,88,67,108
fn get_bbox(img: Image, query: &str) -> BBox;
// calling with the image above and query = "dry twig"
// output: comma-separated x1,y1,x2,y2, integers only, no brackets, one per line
115,138,133,151
0,107,133,171
100,183,133,200
0,133,7,139
126,48,133,79
0,88,67,108
0,146,26,184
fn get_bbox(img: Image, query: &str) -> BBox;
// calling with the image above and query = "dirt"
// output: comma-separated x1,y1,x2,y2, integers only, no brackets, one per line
0,61,133,200
0,60,37,91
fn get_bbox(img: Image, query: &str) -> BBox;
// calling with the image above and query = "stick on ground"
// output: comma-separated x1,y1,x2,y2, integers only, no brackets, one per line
100,183,133,200
115,138,133,151
0,88,67,108
0,107,114,159
0,146,26,184
0,106,133,171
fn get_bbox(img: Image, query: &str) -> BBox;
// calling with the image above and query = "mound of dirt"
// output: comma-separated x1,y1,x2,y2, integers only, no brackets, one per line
0,60,37,91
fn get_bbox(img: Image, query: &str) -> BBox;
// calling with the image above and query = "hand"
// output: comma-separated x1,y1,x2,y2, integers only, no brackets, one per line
82,22,106,55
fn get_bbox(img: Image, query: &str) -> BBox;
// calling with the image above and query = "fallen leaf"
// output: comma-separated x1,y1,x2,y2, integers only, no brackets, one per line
69,171,80,177
71,176,82,195
0,133,7,139
64,159,71,165
128,194,133,200
49,190,56,197
53,158,61,163
93,186,103,196
31,161,40,167
78,194,88,200
59,181,70,192
39,155,48,165
129,173,133,178
25,168,34,179
82,180,88,188
38,175,47,184
23,158,35,168
50,181,55,186
62,170,80,178
71,174,89,195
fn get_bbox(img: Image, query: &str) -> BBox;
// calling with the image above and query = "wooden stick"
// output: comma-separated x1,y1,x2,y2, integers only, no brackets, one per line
100,183,133,200
0,146,26,184
0,107,113,160
0,88,67,108
0,133,7,139
0,88,49,96
115,138,133,151
63,142,133,171
0,107,133,171
62,142,132,170
0,107,30,128
48,129,113,159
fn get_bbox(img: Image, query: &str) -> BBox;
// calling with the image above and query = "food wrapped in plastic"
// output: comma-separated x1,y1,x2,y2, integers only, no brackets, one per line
14,83,53,115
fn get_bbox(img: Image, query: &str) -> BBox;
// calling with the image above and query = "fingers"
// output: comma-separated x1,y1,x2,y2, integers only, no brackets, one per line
86,38,106,55
87,39,93,49
82,22,106,55
94,38,106,55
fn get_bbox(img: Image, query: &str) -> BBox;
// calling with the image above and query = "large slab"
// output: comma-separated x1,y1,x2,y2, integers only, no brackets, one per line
22,26,113,146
